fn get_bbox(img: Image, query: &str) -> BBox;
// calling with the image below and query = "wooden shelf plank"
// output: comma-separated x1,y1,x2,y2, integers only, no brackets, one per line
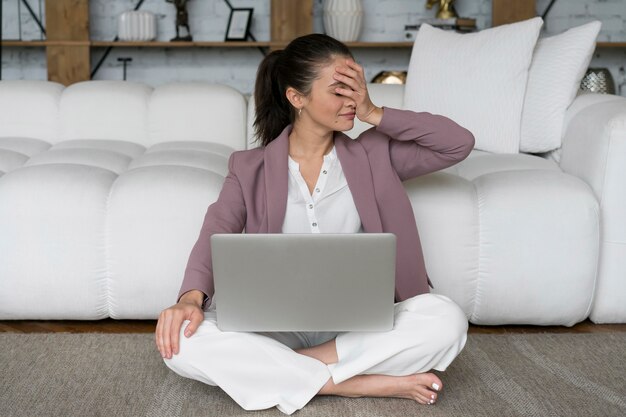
90,41,417,48
596,42,626,48
3,40,626,49
346,42,415,48
90,40,273,47
1,40,48,46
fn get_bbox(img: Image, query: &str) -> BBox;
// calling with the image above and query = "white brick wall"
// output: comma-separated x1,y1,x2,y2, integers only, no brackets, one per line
1,0,625,96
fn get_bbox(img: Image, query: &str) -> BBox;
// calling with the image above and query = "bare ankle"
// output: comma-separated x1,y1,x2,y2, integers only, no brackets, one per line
295,339,338,365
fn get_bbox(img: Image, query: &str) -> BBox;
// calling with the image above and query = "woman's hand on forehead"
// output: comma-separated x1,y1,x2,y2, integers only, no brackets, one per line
333,59,383,126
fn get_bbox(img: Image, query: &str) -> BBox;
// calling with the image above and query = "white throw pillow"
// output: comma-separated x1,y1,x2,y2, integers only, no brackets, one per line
520,20,601,153
404,17,543,154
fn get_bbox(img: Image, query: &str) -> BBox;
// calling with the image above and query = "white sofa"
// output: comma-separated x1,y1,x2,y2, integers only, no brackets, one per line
0,80,624,325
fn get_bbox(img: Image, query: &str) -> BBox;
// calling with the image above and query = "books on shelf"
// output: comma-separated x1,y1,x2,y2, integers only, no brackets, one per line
405,17,477,32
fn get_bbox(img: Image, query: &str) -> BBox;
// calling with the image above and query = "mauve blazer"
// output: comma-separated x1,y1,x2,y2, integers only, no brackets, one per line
177,107,475,310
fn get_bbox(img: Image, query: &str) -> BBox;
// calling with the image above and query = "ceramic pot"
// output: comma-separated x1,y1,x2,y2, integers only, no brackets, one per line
118,10,157,42
580,68,616,94
323,0,363,42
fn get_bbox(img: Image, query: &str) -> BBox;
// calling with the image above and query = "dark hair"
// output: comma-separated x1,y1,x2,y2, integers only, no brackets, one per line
253,34,353,146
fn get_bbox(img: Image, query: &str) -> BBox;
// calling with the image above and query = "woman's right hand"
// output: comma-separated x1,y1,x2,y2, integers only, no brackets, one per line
155,290,205,359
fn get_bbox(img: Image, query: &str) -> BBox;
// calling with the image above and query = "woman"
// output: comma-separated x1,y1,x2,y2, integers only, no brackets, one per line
156,34,475,414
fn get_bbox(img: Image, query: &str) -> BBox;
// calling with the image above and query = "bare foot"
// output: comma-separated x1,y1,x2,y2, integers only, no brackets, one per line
318,372,443,405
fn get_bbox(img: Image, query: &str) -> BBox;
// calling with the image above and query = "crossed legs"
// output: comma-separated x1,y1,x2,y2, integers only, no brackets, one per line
164,293,467,414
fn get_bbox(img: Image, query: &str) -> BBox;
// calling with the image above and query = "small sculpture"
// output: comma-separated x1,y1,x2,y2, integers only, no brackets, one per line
166,0,193,41
425,0,458,20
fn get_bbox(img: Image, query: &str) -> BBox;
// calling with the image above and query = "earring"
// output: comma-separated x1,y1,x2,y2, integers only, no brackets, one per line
299,108,302,116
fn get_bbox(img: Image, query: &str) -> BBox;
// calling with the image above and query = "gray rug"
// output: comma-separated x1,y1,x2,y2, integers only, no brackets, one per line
0,333,625,417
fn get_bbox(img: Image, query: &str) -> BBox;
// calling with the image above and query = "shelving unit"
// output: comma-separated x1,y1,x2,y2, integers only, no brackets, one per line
2,0,625,85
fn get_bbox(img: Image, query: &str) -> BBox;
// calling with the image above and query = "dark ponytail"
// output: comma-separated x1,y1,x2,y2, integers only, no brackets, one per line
253,50,292,148
253,34,353,147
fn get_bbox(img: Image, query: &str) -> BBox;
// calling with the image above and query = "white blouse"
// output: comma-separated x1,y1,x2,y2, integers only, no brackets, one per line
281,145,363,234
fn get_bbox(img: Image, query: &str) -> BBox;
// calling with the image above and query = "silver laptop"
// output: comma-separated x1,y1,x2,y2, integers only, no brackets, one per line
211,233,396,332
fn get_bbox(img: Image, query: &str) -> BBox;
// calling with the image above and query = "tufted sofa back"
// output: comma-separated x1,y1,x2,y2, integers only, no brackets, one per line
0,80,249,319
0,80,248,150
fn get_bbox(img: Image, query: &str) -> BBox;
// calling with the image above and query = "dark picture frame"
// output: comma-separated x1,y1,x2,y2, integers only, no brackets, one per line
225,8,253,41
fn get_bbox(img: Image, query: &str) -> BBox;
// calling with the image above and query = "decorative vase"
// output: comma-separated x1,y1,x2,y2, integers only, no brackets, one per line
118,10,157,42
580,68,616,95
323,0,363,42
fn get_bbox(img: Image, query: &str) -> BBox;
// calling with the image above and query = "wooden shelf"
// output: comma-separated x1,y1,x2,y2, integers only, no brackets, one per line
346,42,414,48
4,40,626,49
90,41,416,48
1,40,90,47
1,40,48,46
90,40,273,48
596,42,626,48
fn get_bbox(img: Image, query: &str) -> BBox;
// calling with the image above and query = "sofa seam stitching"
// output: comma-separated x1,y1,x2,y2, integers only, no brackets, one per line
470,178,481,322
104,175,115,319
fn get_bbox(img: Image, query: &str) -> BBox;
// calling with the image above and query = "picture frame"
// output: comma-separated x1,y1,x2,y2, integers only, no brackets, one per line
225,8,253,41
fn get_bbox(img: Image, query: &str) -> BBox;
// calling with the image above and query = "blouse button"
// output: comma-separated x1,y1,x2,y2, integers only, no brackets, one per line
308,204,313,209
312,222,318,227
315,188,320,193
323,170,327,174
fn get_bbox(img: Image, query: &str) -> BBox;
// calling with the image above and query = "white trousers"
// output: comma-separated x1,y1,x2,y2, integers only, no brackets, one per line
164,293,468,415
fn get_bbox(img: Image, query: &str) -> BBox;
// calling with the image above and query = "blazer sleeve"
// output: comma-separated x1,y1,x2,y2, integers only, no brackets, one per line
176,152,247,309
376,107,475,181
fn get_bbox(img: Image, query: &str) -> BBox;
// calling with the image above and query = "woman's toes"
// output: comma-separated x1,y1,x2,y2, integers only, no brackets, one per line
415,372,442,391
414,393,431,405
429,375,443,392
418,385,437,401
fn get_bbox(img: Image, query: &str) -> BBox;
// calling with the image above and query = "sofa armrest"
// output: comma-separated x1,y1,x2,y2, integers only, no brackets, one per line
559,92,626,323
560,93,626,222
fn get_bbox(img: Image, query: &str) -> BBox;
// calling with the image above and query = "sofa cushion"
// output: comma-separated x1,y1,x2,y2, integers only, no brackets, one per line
24,148,133,175
147,141,235,158
520,21,601,153
59,81,153,144
0,163,116,319
469,170,598,325
442,150,560,180
148,83,248,151
52,139,147,158
0,137,52,175
0,81,63,142
404,17,543,154
21,139,147,174
405,167,599,325
107,166,227,318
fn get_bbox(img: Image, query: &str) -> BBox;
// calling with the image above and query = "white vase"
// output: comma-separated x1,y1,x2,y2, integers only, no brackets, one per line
323,0,364,42
118,10,157,42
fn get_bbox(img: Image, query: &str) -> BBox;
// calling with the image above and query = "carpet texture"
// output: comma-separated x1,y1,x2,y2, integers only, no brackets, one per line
0,333,624,417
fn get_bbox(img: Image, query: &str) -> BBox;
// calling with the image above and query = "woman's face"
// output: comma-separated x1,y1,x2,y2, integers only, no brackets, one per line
300,55,357,132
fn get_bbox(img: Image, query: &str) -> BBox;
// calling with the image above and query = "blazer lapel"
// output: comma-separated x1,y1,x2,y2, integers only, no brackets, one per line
263,125,291,233
334,133,383,232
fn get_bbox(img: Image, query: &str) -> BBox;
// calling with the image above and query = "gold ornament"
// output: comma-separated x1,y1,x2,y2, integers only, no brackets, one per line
425,0,458,20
